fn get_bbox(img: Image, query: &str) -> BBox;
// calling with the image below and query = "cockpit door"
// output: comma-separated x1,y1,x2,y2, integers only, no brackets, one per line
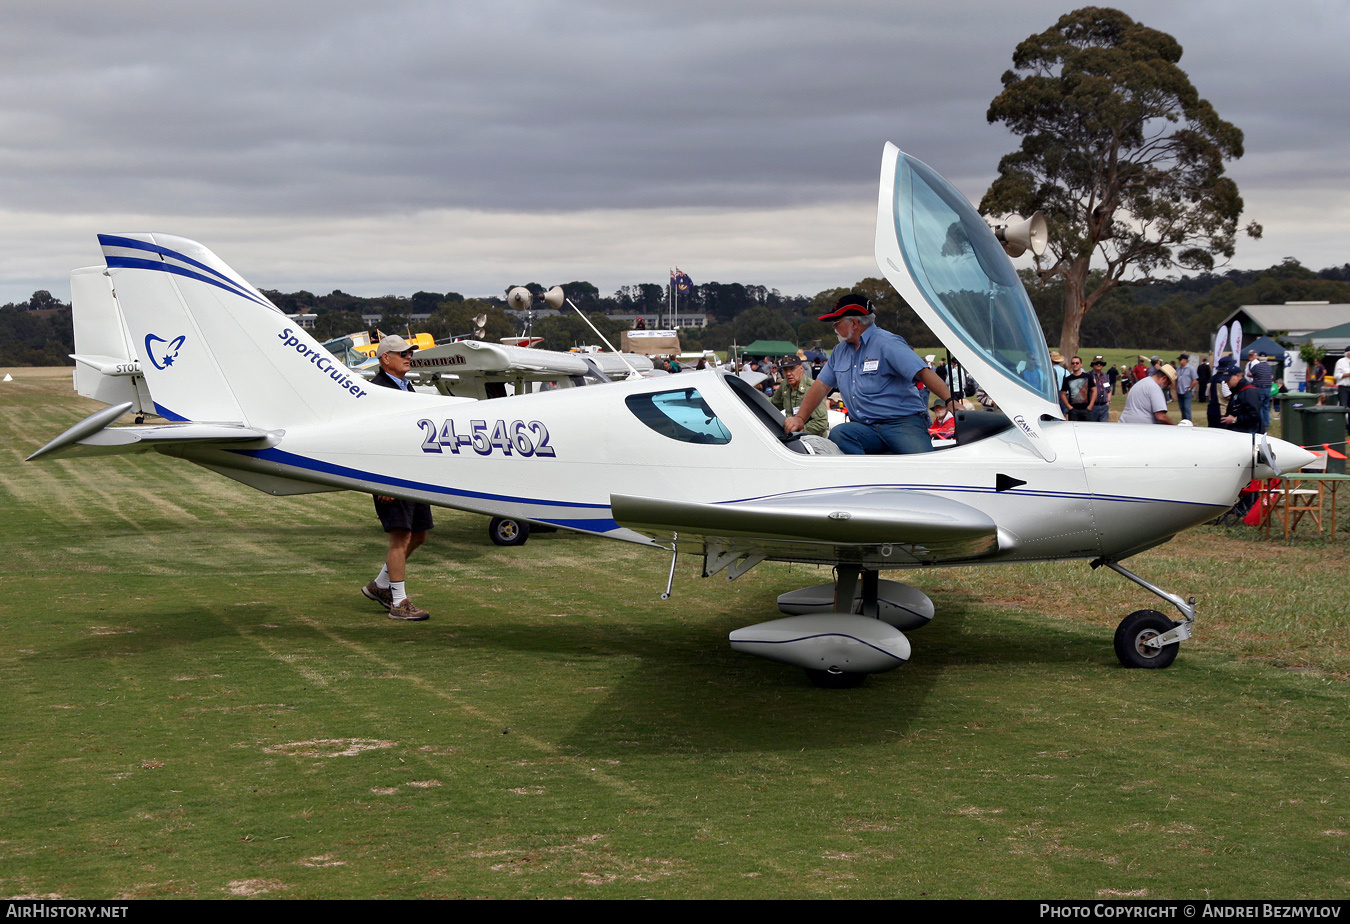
873,143,1063,462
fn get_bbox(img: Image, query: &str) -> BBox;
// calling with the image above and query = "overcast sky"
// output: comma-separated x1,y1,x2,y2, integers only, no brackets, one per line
1,0,1346,305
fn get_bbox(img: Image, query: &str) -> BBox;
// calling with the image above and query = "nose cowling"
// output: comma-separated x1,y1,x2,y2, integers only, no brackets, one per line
1253,435,1317,480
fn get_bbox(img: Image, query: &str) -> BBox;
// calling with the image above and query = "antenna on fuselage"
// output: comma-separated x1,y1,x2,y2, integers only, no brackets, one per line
544,286,643,380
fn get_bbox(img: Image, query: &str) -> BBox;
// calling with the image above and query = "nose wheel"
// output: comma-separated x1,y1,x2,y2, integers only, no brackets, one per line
1113,609,1181,669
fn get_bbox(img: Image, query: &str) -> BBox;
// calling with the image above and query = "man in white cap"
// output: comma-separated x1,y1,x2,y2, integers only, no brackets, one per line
362,335,432,621
771,355,829,436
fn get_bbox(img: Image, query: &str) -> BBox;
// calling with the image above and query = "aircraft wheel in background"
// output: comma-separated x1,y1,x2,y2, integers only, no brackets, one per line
1113,609,1180,669
488,517,530,547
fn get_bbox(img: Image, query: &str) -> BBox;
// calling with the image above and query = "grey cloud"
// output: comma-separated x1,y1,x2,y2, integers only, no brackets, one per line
0,0,1345,302
0,1,1030,215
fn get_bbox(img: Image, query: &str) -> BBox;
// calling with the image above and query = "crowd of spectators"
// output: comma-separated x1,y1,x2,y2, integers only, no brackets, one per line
654,342,1350,443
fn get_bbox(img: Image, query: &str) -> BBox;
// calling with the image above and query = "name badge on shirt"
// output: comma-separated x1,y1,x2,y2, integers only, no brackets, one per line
861,359,879,373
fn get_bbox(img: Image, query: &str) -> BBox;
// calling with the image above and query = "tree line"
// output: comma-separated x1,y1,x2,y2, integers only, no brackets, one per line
5,259,1349,367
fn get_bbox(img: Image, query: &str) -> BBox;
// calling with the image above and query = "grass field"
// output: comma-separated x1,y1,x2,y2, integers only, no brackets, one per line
1,367,1348,899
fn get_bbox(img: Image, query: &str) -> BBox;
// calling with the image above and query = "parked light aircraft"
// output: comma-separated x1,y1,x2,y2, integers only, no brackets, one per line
31,144,1313,687
66,276,653,547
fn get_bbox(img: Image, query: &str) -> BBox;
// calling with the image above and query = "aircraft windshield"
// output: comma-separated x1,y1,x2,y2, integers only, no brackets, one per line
893,155,1056,405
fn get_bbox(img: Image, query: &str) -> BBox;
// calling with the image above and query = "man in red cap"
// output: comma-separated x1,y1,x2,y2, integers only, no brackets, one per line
784,294,956,454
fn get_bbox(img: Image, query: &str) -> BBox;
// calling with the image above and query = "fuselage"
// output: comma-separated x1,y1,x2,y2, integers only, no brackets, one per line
184,369,1283,567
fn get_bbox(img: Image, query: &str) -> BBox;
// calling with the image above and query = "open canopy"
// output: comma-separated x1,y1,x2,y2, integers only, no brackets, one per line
874,144,1061,460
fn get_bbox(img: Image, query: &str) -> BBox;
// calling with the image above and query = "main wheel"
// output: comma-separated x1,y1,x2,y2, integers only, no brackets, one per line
805,668,867,689
1113,609,1180,669
488,517,530,546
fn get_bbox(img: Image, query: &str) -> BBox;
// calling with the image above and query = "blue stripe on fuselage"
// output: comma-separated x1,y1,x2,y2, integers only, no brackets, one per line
231,445,612,514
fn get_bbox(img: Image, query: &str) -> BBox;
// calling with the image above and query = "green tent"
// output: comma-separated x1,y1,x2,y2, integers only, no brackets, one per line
741,340,800,358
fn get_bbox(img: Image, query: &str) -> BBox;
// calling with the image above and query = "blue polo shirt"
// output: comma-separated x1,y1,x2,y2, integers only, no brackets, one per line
1176,363,1197,394
818,324,928,423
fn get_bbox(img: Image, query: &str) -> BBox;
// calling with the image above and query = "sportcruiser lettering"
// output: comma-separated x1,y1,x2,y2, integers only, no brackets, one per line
277,328,368,397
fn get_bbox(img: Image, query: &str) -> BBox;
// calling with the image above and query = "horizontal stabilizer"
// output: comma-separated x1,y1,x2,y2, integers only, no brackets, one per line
70,354,142,376
27,402,272,461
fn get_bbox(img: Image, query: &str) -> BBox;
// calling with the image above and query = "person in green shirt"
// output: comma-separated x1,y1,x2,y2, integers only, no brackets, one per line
771,355,829,437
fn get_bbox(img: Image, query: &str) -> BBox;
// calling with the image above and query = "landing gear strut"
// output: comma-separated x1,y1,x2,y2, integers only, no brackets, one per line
802,566,888,688
1091,558,1195,669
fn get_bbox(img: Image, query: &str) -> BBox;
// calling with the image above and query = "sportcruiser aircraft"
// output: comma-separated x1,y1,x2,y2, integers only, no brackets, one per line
65,272,651,549
30,144,1311,687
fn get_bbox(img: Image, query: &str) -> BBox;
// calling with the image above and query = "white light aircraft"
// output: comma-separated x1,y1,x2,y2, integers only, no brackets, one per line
30,145,1313,687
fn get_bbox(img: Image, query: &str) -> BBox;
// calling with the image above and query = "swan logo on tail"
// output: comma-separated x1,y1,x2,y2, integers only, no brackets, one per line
144,334,186,370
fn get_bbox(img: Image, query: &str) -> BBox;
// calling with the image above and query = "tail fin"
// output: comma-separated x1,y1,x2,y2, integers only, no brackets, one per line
69,265,155,414
99,233,394,427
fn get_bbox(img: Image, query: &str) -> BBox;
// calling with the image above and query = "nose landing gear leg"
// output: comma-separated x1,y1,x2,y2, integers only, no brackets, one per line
1091,558,1195,669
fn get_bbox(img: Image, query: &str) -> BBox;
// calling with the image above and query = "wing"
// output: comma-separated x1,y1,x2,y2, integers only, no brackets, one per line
611,488,1001,572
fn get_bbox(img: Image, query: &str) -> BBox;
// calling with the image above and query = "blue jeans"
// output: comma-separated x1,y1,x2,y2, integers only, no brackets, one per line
829,414,934,454
1258,391,1270,433
1178,393,1192,421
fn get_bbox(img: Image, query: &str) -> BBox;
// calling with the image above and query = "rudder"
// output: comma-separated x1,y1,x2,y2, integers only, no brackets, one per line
99,233,395,428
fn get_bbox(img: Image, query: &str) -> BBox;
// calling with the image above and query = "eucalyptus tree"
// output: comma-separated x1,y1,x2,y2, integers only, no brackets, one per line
980,6,1260,358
